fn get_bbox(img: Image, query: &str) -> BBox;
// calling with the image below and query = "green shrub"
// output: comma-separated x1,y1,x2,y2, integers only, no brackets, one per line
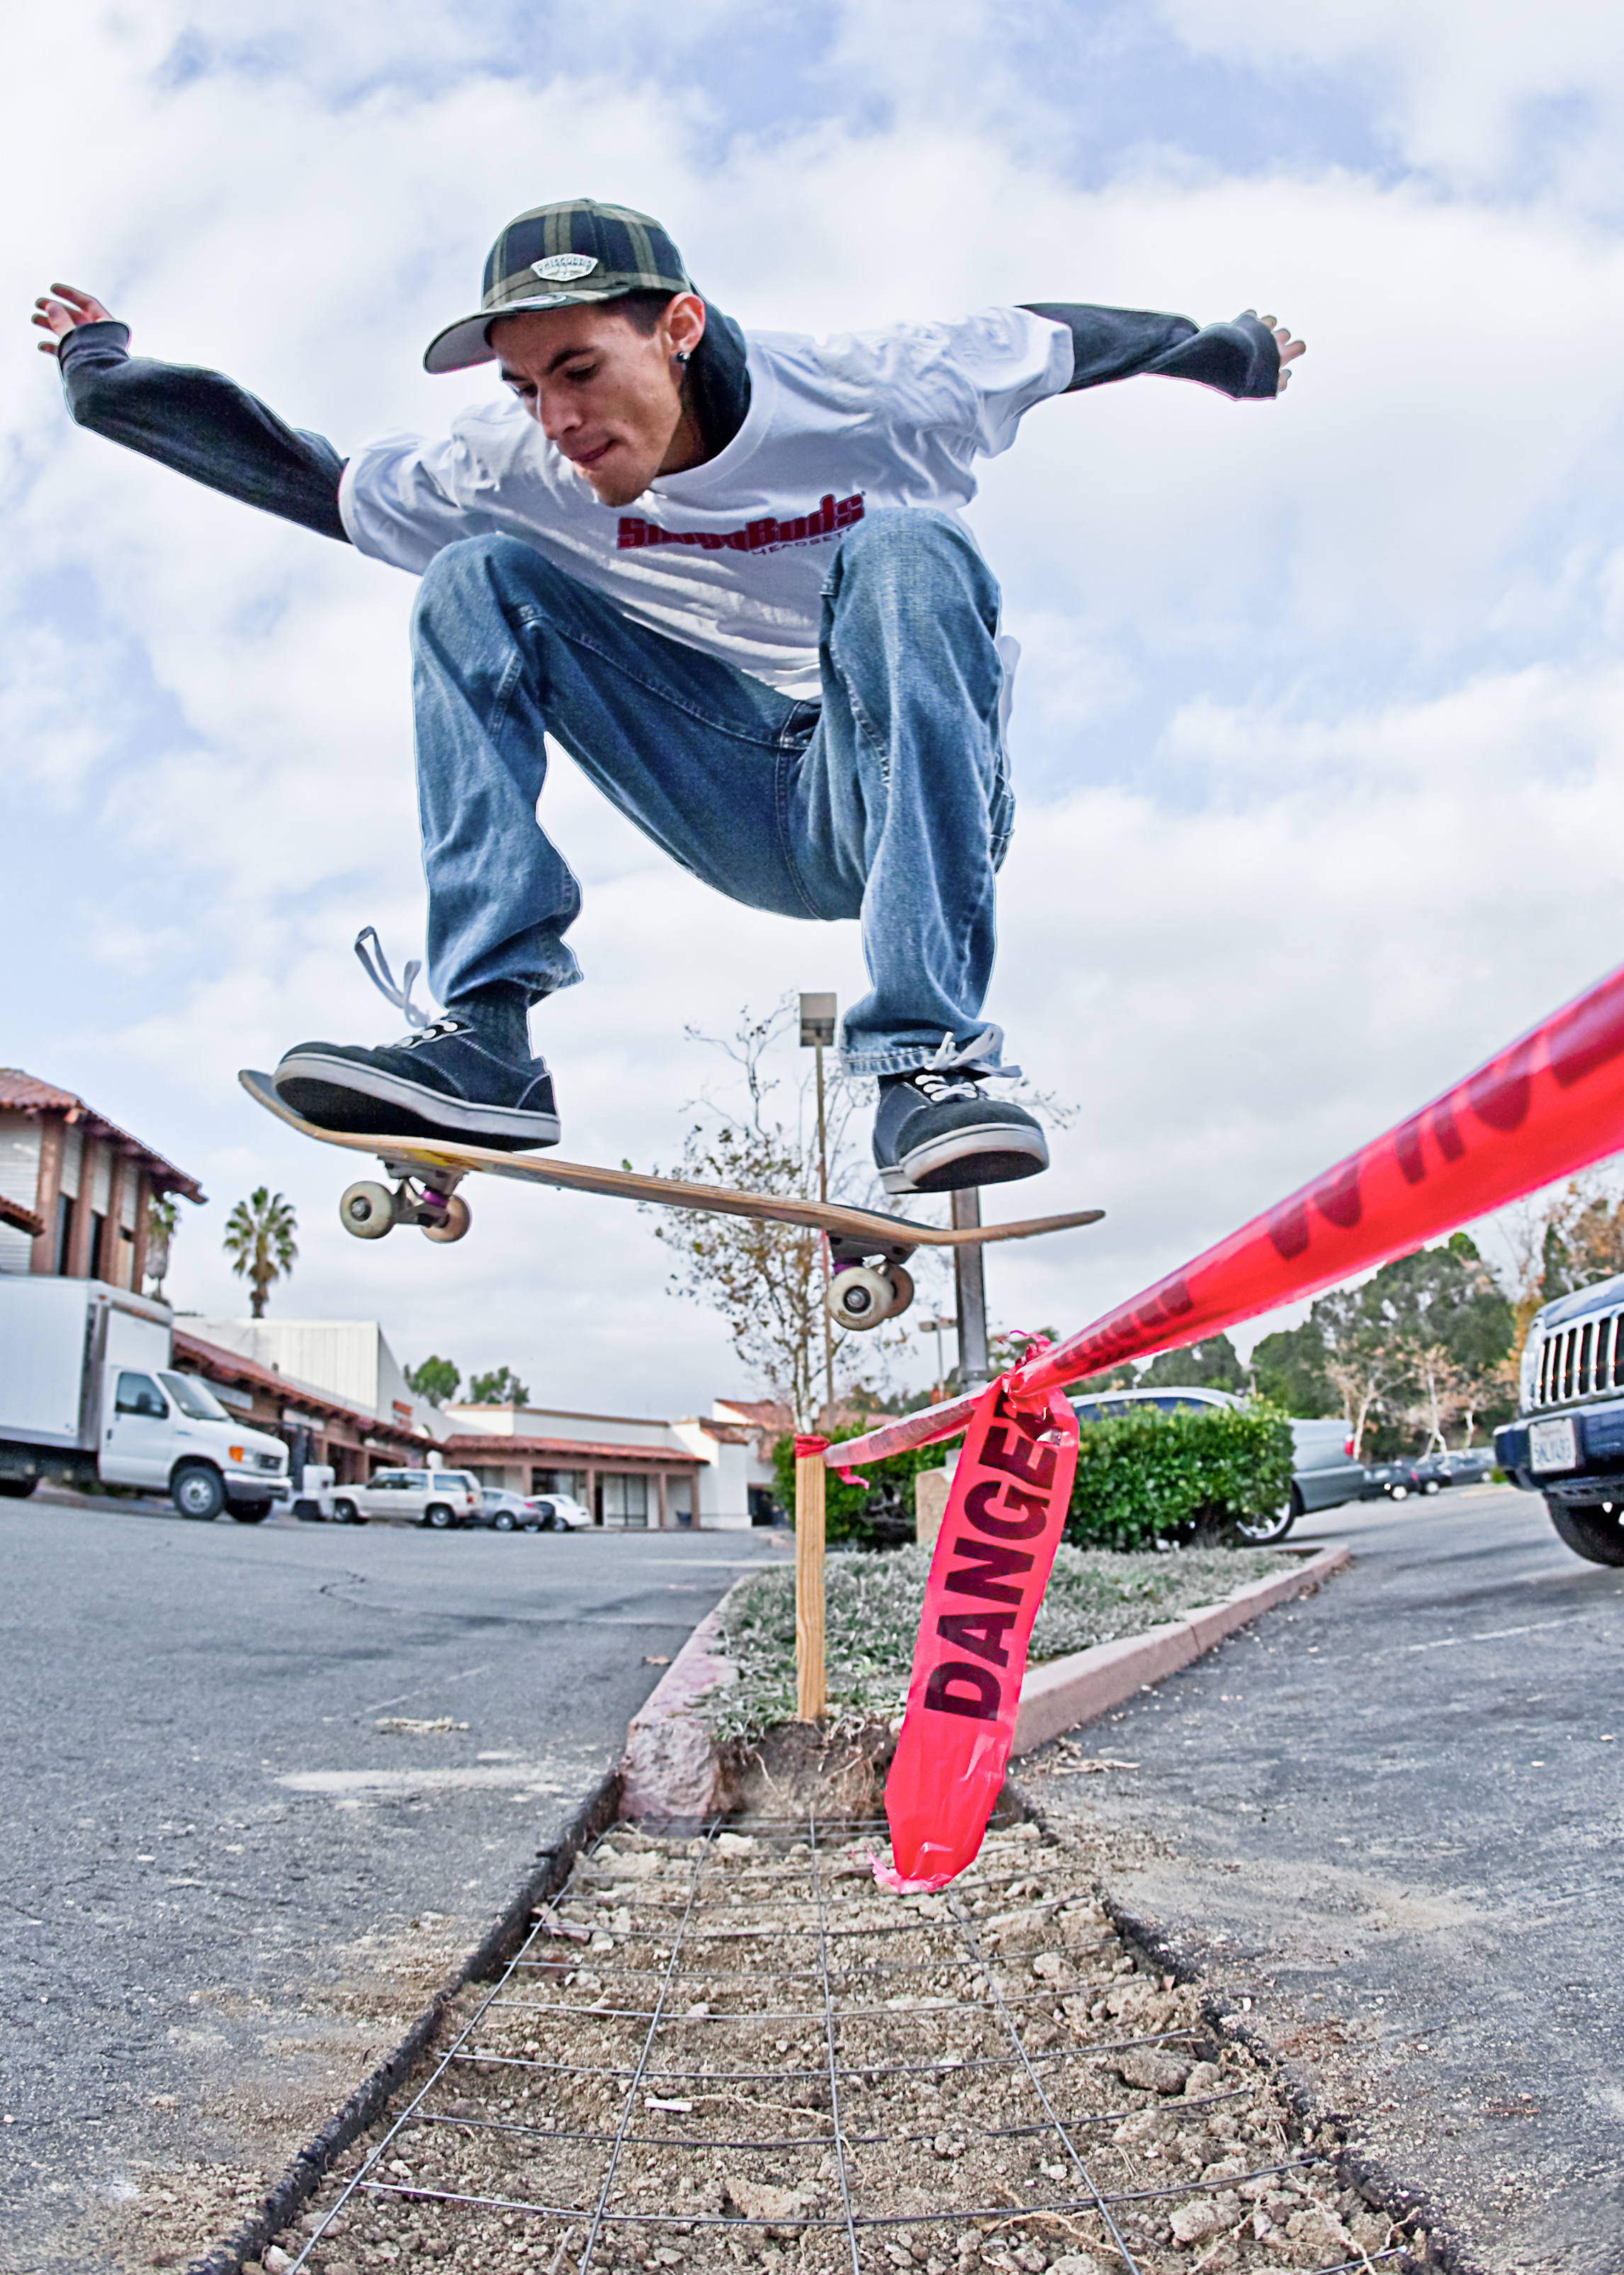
1066,1401,1295,1549
774,1402,1295,1551
770,1427,964,1548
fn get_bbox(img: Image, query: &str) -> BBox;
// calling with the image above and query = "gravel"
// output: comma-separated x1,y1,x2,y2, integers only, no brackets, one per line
169,1816,1423,2275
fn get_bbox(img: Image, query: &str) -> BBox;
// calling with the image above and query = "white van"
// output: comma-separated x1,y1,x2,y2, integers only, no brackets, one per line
0,1277,288,1521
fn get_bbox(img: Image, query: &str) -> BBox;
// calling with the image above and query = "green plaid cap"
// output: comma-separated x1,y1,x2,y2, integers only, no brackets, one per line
424,198,694,373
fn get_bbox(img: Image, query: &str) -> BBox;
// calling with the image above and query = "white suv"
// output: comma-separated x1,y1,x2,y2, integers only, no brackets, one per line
333,1467,481,1529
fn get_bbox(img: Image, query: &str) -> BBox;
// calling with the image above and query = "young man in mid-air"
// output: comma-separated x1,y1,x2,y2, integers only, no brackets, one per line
36,200,1302,1196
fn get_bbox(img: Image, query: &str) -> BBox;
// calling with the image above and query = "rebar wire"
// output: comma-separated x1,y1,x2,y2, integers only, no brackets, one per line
495,1982,1115,2023
946,1884,1143,2275
276,1884,575,2273
808,1811,862,2275
281,1818,1374,2275
514,1936,1121,1989
349,2149,1317,2228
575,1823,716,2275
451,2023,1200,2084
408,2080,1258,2156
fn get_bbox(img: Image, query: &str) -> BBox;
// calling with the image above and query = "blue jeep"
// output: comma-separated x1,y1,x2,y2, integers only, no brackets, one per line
1495,1271,1624,1565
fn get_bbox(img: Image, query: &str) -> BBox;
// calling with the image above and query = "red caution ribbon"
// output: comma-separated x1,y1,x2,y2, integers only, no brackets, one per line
874,1376,1078,1892
830,953,1624,1474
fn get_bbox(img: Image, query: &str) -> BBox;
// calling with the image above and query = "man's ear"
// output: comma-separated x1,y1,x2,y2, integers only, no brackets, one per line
660,291,708,361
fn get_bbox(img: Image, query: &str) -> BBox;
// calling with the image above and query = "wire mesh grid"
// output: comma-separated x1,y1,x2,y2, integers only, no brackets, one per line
278,1816,1414,2275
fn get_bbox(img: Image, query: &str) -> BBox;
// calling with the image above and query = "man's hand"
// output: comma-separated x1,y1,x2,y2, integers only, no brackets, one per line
33,283,117,356
1246,310,1306,393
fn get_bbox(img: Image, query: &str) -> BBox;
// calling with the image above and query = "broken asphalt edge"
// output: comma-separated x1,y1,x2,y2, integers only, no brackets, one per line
1090,1891,1483,2275
184,1765,624,2275
620,1545,1353,1823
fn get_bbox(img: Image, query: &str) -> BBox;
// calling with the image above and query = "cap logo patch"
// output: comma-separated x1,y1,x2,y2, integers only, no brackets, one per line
533,253,599,282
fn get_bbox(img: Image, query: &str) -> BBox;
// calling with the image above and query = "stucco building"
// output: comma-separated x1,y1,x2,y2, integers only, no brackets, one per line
0,1068,202,1289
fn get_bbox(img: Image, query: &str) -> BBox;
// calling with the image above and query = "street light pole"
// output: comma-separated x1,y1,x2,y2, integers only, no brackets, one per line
799,994,838,1421
951,1186,991,1391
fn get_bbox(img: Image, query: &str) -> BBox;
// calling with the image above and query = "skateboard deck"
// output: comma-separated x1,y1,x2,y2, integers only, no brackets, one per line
239,1069,1104,1256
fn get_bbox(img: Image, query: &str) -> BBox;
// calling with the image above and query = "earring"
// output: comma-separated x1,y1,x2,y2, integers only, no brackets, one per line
674,349,691,366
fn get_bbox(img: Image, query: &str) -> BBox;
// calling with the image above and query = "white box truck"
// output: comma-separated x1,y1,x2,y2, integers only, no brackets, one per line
0,1276,289,1522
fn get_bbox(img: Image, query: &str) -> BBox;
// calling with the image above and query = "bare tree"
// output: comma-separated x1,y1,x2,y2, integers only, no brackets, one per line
1402,1339,1470,1456
648,1001,910,1430
1324,1347,1406,1459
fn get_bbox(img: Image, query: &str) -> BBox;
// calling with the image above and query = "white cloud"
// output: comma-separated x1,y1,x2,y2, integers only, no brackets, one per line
1153,0,1624,201
7,1,1624,1414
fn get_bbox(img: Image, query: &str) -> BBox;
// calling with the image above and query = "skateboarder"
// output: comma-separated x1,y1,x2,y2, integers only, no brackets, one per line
36,199,1303,1193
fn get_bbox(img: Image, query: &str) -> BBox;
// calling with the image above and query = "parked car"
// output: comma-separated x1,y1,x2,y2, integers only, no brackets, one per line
1416,1449,1496,1490
330,1466,481,1528
475,1488,532,1532
1360,1457,1433,1501
1441,1448,1497,1484
524,1493,592,1532
1066,1386,1365,1543
1496,1269,1624,1564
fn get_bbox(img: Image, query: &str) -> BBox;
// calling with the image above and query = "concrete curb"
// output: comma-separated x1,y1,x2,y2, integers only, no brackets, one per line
619,1545,1353,1819
187,1770,623,2275
620,1578,747,1821
1010,1541,1351,1756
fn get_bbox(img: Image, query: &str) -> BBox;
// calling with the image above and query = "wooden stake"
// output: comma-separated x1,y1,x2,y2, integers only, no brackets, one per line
794,1438,827,1721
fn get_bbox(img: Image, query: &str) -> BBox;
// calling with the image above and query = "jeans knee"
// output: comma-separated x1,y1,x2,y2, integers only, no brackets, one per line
831,507,997,613
412,533,549,638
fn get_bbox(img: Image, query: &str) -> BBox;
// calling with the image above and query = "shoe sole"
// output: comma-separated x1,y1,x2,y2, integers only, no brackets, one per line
878,1120,1049,1196
274,1052,560,1151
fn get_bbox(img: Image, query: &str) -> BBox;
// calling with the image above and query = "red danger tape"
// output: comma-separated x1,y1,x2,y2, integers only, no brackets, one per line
875,1377,1078,1892
833,955,1624,1473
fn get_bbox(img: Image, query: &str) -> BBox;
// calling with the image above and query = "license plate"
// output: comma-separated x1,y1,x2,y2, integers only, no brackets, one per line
1530,1417,1578,1473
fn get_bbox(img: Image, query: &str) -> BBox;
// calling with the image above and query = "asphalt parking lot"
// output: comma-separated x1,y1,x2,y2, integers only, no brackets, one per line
0,1491,788,2275
1027,1484,1624,2275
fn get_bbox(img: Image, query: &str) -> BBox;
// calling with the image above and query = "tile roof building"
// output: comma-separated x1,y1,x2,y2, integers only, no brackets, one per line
0,1068,203,1291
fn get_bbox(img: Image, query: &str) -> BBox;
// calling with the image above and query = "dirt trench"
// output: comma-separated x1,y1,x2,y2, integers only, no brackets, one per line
164,1816,1431,2275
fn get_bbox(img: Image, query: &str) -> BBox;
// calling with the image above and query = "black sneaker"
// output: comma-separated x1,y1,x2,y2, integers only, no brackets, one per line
872,1032,1048,1195
272,1020,561,1150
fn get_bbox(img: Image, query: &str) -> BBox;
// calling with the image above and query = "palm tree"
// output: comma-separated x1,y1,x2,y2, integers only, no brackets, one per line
145,1194,180,1298
223,1188,298,1318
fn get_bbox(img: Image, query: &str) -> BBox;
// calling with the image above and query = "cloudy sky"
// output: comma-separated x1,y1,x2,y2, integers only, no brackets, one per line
7,0,1624,1416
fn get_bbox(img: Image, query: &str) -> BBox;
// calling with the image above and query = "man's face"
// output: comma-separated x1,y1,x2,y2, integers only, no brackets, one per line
489,293,706,508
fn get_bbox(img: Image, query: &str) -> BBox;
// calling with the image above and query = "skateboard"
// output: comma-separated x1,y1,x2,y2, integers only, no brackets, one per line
239,1071,1103,1332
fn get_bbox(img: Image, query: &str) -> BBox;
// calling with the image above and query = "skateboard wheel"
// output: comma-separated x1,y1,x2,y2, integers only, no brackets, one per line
422,1194,471,1244
882,1264,915,1320
826,1264,893,1332
339,1179,396,1239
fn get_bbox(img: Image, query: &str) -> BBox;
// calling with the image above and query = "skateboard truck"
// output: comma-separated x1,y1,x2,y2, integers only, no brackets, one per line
339,1153,473,1245
825,1232,916,1332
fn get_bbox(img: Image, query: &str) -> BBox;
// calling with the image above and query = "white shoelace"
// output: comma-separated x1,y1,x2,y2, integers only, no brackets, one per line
907,1026,1022,1099
354,926,441,1043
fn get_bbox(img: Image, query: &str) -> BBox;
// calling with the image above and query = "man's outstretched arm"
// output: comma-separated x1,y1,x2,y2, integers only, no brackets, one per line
1020,303,1304,398
34,285,349,542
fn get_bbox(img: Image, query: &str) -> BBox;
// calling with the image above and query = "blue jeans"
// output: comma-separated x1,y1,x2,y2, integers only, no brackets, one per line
410,506,1014,1074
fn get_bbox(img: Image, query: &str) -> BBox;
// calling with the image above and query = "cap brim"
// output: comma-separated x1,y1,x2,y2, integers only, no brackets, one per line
422,286,647,374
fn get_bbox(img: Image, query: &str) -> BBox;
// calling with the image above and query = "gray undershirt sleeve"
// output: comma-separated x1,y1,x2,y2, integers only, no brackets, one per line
1020,303,1281,400
55,320,349,541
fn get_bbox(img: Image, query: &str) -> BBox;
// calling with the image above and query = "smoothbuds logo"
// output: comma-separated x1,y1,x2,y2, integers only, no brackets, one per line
618,492,865,557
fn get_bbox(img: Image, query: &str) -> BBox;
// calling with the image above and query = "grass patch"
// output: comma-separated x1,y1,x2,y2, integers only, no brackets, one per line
701,1541,1295,1746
